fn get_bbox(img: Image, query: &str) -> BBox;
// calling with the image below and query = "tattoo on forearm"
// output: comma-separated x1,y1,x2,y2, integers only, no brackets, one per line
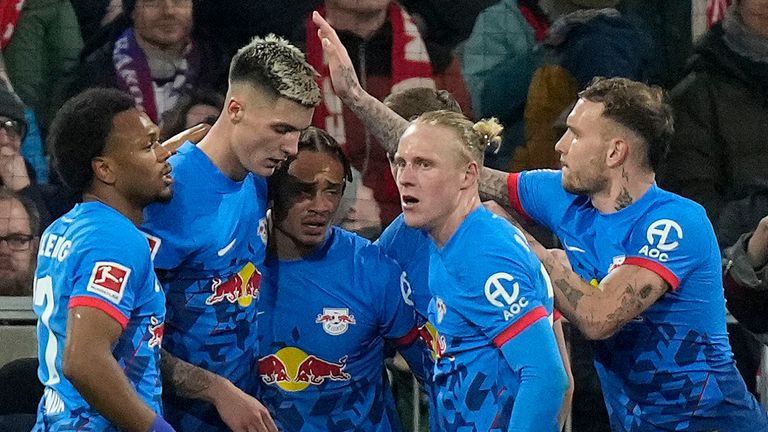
347,90,408,155
479,168,511,205
554,279,584,310
605,283,653,325
160,349,214,399
615,187,633,211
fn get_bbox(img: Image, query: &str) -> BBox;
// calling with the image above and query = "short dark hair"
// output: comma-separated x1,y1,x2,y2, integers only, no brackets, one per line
229,34,320,107
269,127,352,200
384,87,462,121
579,77,674,172
0,188,40,237
48,88,136,195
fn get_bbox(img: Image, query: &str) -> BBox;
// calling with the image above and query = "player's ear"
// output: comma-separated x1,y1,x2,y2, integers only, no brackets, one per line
606,138,629,168
460,160,479,190
227,96,245,124
91,156,117,186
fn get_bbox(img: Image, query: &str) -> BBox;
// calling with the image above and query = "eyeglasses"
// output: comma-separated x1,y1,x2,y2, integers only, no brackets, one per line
0,119,22,138
0,233,33,251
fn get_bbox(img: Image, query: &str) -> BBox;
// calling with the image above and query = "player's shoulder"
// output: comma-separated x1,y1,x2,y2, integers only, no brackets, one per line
51,204,151,269
376,213,429,252
636,186,711,232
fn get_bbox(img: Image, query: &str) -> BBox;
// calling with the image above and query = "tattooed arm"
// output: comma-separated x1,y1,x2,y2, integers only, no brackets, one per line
479,167,512,209
160,350,277,432
514,230,668,340
542,250,669,340
312,12,408,155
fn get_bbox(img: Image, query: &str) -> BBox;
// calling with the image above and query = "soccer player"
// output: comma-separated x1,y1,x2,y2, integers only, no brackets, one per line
254,127,420,431
140,35,320,432
390,110,568,430
488,78,768,431
314,25,768,426
378,86,575,431
32,88,175,431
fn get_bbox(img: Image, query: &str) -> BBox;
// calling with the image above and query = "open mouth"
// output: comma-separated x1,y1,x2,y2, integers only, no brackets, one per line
400,195,419,209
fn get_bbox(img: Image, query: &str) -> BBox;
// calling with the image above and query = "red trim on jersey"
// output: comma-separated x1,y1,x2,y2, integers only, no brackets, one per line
553,308,562,322
394,326,420,347
506,172,532,223
69,296,129,329
493,306,548,348
623,257,680,290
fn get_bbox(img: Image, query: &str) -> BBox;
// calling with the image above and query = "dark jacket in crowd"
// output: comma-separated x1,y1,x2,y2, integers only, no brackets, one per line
659,22,768,248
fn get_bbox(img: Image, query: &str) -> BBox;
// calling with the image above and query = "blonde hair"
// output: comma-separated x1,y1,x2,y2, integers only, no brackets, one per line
229,34,321,107
412,110,503,166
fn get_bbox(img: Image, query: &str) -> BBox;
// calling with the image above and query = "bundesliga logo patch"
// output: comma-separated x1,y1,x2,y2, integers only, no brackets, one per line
87,261,130,304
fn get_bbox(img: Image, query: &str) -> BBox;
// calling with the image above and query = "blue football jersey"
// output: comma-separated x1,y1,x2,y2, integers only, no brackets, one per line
427,207,560,431
141,142,268,431
33,202,165,431
255,227,417,432
376,214,441,430
509,170,768,431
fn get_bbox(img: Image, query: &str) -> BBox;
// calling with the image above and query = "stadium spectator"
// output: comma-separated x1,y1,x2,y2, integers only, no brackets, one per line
0,188,39,296
301,0,471,235
58,0,227,125
160,87,223,140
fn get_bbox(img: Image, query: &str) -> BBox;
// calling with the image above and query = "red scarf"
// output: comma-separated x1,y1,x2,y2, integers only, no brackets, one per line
305,3,434,146
0,0,24,49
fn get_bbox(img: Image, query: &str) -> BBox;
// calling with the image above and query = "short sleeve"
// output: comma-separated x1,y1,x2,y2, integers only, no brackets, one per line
68,234,150,329
621,208,714,291
508,169,572,231
451,248,549,348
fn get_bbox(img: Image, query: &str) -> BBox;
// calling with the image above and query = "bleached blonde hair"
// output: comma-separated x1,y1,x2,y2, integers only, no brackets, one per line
412,110,503,167
230,34,321,107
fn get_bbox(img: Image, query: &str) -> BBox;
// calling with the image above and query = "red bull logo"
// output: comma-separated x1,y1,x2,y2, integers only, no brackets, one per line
147,316,164,348
418,322,444,360
315,307,356,335
258,347,351,392
205,262,261,307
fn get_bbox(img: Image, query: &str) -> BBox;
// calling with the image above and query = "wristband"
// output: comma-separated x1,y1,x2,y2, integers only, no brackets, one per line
147,415,175,432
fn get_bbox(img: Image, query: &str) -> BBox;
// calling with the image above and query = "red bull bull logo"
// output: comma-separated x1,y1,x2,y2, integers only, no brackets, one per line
205,262,261,307
147,316,164,348
418,322,444,360
258,347,351,392
315,307,356,335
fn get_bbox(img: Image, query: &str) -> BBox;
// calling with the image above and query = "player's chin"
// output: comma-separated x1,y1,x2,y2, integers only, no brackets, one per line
154,185,174,204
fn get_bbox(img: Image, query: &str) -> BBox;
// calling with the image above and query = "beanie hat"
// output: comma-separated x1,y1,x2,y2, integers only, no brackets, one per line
0,84,27,139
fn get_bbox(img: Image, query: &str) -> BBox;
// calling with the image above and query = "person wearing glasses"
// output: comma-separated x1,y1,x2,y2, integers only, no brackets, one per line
0,82,56,229
0,188,39,296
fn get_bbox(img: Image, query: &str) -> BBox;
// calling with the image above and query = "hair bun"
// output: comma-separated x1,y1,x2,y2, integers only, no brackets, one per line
473,118,504,152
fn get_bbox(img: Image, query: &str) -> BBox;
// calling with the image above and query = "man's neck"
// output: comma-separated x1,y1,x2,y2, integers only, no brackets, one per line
325,5,388,40
430,193,481,248
589,167,655,214
196,123,248,181
271,228,316,260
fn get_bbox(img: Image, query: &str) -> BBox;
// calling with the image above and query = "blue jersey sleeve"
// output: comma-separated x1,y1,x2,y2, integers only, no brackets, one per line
498,318,568,432
622,203,715,290
449,238,551,347
508,170,573,231
68,231,152,329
